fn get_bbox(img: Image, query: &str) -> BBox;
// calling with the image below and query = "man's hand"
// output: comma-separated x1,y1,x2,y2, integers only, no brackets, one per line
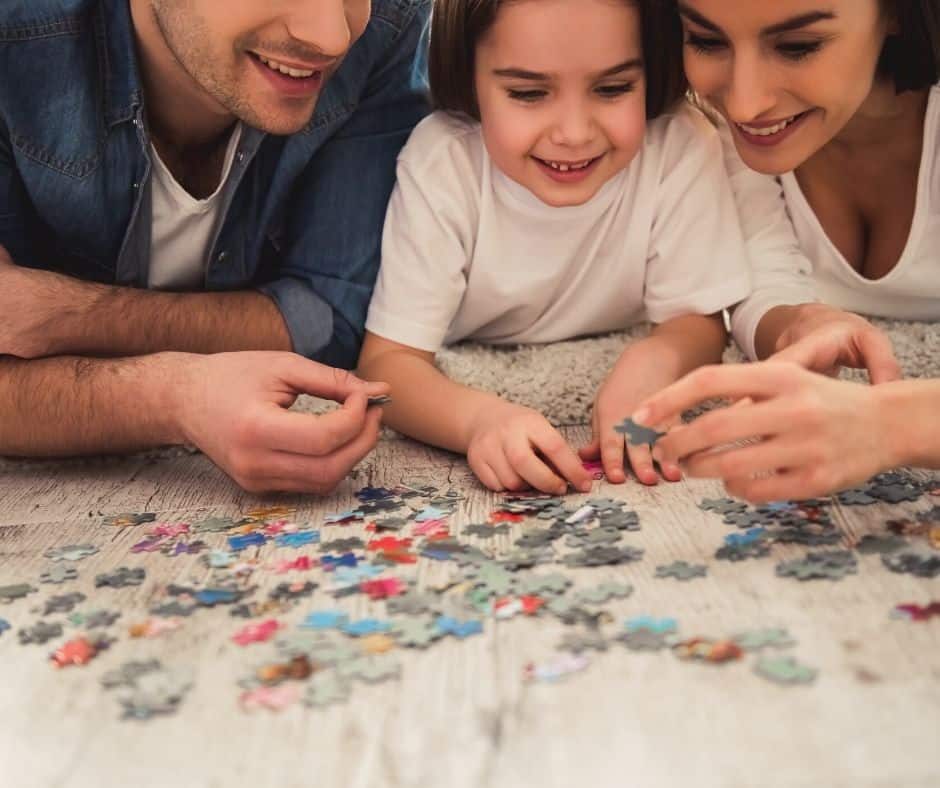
633,362,902,503
579,340,683,486
763,303,901,384
0,245,99,358
172,352,389,495
466,400,592,495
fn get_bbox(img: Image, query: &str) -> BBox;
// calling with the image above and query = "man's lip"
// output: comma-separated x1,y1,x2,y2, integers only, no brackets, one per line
249,51,336,71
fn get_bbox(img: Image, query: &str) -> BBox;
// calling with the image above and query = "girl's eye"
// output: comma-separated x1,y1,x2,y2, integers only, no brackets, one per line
507,89,548,103
595,82,635,98
685,32,727,55
776,40,824,61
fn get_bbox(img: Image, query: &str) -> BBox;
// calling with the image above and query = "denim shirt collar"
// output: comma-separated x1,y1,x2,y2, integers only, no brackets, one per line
100,0,144,128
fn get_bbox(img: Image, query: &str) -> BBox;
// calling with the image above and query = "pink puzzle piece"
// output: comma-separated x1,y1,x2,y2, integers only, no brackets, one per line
231,619,283,646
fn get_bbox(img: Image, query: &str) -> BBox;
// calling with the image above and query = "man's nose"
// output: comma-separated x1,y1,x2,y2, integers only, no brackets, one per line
283,0,354,59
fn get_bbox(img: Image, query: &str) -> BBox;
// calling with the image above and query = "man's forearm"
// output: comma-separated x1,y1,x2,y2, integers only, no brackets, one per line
0,354,188,456
58,283,293,357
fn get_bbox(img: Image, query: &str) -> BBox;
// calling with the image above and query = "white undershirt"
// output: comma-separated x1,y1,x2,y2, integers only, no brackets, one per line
147,124,243,290
729,85,940,358
366,106,751,353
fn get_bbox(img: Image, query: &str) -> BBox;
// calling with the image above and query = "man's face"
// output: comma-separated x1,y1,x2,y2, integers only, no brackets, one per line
678,0,892,174
150,0,371,135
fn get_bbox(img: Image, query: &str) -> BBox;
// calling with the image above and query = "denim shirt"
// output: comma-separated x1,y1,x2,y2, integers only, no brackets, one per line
0,0,430,368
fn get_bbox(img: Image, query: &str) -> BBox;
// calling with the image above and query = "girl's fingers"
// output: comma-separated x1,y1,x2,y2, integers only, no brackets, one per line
626,442,658,485
578,440,601,461
506,434,567,495
532,429,593,492
599,430,627,484
489,450,530,493
472,459,504,493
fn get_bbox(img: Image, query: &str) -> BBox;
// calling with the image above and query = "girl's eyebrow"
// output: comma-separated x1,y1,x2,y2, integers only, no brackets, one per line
677,4,836,36
492,59,642,81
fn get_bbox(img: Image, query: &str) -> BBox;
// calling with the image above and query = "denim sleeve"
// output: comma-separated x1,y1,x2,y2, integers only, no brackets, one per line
259,4,431,369
0,120,32,265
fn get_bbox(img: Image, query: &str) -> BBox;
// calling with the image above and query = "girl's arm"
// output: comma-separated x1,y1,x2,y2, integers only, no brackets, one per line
583,313,727,484
358,332,592,494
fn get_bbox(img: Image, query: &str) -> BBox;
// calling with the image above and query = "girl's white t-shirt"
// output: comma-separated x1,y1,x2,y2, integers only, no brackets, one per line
366,105,752,353
729,84,940,358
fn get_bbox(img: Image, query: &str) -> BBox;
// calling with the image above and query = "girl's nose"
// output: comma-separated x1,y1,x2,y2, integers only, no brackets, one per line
549,100,597,148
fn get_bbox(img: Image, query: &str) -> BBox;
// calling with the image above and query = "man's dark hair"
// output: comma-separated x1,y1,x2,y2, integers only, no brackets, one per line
428,0,688,121
880,0,940,92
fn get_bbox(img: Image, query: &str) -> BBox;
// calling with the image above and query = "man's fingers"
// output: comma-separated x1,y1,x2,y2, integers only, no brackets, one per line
856,329,902,384
279,356,389,402
255,393,370,456
724,468,811,504
532,430,593,492
632,364,790,433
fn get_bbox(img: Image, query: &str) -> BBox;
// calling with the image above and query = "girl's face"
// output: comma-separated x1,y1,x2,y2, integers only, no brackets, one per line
679,0,894,175
474,0,647,207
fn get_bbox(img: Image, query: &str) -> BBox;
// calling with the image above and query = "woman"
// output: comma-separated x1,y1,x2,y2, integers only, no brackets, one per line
634,0,940,501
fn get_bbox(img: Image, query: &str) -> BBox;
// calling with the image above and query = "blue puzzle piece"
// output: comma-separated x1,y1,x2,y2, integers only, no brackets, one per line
342,618,391,637
207,549,236,568
625,616,677,634
276,530,320,549
321,553,359,571
300,610,350,630
324,510,363,524
436,616,483,639
227,532,266,552
333,564,383,586
421,548,456,562
195,588,241,606
0,618,10,637
357,486,394,501
415,507,448,522
725,528,768,547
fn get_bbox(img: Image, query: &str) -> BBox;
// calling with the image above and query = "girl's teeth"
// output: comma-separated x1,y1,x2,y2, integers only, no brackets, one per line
545,159,591,172
738,114,801,137
258,55,315,79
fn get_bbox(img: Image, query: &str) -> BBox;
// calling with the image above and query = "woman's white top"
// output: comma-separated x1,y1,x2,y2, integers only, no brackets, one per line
730,84,940,358
366,105,751,353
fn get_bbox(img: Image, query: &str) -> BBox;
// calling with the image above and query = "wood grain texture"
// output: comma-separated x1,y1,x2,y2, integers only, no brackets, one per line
0,427,938,788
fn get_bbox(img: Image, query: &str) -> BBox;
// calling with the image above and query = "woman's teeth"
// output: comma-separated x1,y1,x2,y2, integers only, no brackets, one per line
257,55,315,79
738,113,804,136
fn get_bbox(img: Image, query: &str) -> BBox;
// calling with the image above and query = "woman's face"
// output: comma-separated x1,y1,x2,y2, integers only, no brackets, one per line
678,0,893,174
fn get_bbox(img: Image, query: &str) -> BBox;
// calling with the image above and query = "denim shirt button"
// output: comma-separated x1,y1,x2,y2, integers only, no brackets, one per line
217,251,229,264
236,151,245,164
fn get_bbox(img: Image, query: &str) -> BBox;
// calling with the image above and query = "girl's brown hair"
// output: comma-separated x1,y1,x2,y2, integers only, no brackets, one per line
428,0,688,121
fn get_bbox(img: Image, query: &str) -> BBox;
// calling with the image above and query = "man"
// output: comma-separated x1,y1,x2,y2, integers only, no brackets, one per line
0,0,430,493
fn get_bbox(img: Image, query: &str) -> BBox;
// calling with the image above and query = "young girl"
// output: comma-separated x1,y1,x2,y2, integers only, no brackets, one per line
357,0,752,495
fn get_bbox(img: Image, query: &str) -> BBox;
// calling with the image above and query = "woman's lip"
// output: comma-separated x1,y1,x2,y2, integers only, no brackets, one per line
732,110,813,148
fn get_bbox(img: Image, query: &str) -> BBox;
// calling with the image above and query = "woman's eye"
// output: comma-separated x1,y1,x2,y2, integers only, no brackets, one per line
507,89,548,103
595,83,636,98
777,41,824,61
685,32,727,54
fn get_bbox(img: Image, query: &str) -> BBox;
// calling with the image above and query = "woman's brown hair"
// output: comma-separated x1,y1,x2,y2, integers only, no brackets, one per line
428,0,688,121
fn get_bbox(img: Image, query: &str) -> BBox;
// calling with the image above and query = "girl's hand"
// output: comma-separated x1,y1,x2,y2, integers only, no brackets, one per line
632,362,899,502
466,402,593,495
579,355,682,486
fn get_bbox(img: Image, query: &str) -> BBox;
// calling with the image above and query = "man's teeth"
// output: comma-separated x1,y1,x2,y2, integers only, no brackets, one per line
542,159,593,172
258,55,315,79
738,114,803,137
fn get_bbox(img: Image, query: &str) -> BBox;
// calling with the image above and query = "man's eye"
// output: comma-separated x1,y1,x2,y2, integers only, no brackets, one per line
507,89,548,102
596,83,636,98
685,32,727,54
777,41,824,61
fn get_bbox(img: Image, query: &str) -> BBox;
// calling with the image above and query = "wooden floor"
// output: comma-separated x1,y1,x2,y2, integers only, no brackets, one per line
1,426,939,788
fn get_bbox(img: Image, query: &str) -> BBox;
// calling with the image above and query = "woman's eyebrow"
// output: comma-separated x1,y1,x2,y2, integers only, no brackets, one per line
678,4,836,36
